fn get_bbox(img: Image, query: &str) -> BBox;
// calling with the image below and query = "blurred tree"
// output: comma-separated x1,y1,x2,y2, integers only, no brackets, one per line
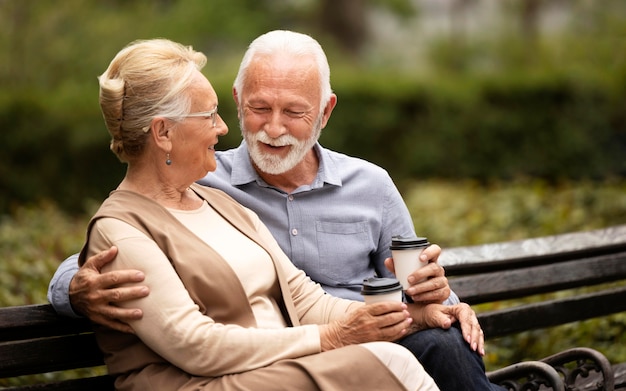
1,0,29,87
0,0,624,215
318,0,368,56
315,0,416,57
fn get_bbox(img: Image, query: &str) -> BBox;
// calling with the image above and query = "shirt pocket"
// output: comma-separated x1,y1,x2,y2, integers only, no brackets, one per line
315,220,373,284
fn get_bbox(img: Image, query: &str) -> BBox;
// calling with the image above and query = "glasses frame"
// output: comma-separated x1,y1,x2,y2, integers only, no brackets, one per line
181,106,219,128
142,106,218,132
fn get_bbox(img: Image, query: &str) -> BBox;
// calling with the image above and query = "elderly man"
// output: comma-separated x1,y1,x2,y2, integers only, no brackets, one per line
49,30,504,391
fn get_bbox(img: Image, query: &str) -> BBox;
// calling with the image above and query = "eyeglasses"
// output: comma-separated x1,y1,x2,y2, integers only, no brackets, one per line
142,106,218,132
181,106,219,128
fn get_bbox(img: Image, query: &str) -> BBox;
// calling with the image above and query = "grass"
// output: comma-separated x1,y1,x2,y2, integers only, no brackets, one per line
1,178,625,379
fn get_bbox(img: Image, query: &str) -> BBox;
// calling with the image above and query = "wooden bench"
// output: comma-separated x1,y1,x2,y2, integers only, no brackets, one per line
0,304,112,391
1,225,625,390
443,224,626,390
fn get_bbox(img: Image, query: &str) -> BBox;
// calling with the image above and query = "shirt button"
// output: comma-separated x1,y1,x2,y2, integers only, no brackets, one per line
291,228,298,236
288,195,294,201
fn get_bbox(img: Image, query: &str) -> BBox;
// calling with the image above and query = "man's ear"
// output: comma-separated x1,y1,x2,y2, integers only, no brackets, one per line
320,93,337,129
232,87,239,105
233,87,242,120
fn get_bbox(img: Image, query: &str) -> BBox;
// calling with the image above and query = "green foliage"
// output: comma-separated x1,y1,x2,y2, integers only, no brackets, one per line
403,178,626,247
3,67,624,215
1,0,626,216
0,201,91,307
324,69,626,183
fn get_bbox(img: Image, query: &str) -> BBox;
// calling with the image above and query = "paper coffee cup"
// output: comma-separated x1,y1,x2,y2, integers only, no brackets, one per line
361,277,403,304
390,236,430,290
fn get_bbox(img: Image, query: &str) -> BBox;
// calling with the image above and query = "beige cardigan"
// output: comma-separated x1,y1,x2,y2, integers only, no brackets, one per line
79,184,408,391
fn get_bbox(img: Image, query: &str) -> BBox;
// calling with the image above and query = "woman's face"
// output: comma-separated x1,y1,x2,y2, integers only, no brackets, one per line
170,71,228,181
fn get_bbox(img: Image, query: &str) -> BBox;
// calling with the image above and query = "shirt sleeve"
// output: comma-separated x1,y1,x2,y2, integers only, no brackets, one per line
376,174,416,279
89,217,323,377
378,174,460,305
47,253,82,318
444,290,460,305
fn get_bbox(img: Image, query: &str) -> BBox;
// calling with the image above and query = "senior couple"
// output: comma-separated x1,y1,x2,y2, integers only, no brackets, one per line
49,30,505,390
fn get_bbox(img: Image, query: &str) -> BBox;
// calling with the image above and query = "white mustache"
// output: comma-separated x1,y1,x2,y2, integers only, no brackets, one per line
253,131,298,147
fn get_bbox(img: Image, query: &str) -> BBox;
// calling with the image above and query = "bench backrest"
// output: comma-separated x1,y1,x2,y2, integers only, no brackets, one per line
2,225,625,388
0,304,112,391
442,225,626,339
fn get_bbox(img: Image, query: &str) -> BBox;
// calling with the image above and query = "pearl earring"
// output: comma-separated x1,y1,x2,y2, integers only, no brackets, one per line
166,153,172,166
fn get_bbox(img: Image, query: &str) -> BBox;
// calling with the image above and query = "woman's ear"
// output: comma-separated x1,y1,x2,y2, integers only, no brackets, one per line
151,117,172,150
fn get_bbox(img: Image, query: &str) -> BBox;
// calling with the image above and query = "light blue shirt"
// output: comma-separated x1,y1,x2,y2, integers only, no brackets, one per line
48,141,458,317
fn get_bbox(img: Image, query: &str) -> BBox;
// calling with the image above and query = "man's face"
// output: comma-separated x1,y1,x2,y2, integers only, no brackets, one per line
237,54,324,175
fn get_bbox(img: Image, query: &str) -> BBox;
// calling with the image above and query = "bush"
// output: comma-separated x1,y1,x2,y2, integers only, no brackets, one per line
324,69,626,182
2,66,625,216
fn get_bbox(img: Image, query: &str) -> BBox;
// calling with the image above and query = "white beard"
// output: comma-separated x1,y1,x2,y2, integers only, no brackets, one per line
242,115,323,175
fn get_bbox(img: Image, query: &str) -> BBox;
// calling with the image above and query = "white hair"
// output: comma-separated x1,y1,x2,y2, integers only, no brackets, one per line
233,30,332,108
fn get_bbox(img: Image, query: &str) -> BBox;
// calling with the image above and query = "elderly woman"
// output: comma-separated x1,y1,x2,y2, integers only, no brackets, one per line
80,38,442,390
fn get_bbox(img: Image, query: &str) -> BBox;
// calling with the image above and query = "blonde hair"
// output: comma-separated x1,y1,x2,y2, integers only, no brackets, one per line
98,39,207,162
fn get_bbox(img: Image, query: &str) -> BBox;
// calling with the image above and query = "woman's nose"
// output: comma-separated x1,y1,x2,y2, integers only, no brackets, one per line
216,114,228,135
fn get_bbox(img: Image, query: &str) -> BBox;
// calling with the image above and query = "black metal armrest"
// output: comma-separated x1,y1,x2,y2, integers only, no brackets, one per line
540,347,614,391
487,360,565,391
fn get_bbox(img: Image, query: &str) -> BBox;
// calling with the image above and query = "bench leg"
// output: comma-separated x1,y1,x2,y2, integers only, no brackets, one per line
487,361,565,391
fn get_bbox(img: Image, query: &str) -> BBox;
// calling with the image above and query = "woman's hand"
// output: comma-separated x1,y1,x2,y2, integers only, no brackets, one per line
319,302,412,351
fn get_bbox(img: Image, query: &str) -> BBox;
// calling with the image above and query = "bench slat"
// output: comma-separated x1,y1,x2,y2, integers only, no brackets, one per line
450,251,626,304
0,334,104,378
2,375,114,391
614,362,626,389
0,304,93,342
478,286,626,339
442,226,626,274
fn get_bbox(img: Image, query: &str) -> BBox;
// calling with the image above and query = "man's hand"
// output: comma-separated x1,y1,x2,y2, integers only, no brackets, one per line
319,302,412,351
70,246,149,333
384,244,451,303
407,302,486,356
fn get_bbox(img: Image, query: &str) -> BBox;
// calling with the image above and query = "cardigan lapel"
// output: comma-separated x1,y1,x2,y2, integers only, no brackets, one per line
190,184,301,327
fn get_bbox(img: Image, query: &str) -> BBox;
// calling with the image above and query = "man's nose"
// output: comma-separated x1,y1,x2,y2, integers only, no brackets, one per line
264,112,288,138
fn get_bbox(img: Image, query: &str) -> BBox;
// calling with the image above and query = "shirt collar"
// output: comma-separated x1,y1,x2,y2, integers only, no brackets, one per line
229,141,260,186
230,141,342,189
